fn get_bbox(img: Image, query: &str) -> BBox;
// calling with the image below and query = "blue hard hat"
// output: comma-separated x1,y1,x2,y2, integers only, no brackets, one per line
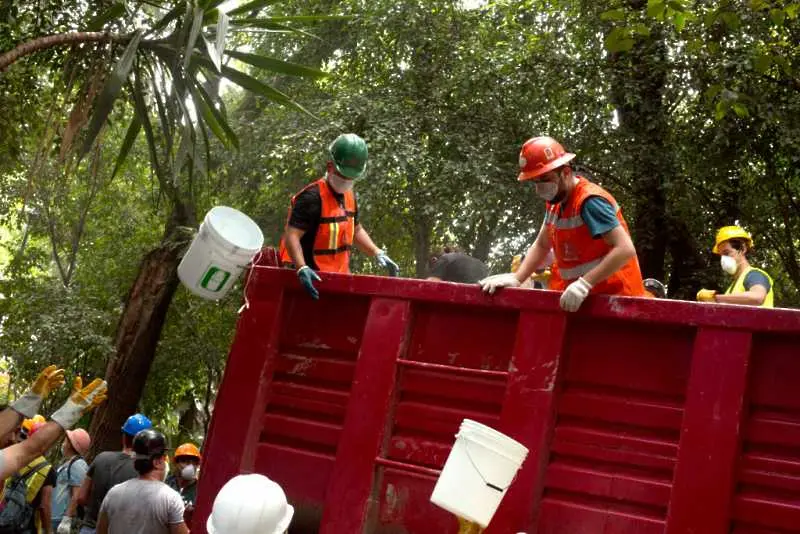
121,413,153,437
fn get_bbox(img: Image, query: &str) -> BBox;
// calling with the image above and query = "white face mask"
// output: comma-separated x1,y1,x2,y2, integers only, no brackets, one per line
180,464,197,481
535,181,558,201
720,255,738,275
327,173,354,193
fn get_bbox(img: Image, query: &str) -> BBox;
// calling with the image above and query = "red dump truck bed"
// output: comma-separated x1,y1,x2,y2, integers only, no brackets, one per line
194,266,800,534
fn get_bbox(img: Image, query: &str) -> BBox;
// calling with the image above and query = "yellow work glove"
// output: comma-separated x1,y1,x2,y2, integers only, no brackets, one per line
11,365,66,418
696,289,717,302
50,376,108,430
531,270,552,282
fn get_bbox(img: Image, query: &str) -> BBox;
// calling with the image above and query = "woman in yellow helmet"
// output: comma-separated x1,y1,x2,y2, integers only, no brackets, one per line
697,226,774,307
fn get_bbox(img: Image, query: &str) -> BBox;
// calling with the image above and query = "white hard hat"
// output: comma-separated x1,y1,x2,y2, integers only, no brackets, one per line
207,474,294,534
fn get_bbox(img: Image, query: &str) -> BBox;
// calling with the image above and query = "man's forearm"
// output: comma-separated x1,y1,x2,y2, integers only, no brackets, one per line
41,493,52,532
0,422,62,479
0,408,22,442
66,487,79,516
715,290,766,306
353,226,380,256
583,243,635,287
284,231,307,268
516,238,550,282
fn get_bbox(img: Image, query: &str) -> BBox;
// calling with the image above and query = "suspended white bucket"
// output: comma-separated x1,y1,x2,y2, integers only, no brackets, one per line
430,419,529,528
178,206,264,300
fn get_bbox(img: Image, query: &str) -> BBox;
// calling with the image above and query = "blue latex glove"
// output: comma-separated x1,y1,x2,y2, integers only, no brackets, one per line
297,266,322,299
375,250,400,277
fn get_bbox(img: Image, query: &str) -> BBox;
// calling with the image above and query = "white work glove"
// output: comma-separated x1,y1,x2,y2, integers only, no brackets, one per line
50,377,108,430
479,273,521,295
57,516,72,534
560,277,593,312
375,250,400,277
11,365,65,418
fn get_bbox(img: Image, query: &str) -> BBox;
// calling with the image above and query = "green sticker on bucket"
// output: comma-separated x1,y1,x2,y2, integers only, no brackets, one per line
200,266,232,292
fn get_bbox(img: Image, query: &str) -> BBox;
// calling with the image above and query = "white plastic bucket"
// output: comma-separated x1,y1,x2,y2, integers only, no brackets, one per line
430,419,529,527
178,206,264,300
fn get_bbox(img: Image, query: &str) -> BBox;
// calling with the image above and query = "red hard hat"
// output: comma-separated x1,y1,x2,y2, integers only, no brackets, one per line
517,136,576,181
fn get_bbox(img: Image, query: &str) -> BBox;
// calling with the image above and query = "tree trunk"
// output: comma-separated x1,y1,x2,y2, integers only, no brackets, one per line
0,32,112,71
88,206,192,457
606,8,671,281
413,215,431,278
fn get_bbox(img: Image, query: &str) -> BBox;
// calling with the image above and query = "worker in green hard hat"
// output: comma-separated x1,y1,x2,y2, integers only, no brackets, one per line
279,133,400,299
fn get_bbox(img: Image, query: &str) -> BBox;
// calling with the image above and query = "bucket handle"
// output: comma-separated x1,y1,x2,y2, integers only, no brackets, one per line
462,440,520,494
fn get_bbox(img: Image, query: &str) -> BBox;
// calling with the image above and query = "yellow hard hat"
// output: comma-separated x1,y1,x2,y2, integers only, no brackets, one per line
510,255,522,273
21,415,45,432
713,225,753,254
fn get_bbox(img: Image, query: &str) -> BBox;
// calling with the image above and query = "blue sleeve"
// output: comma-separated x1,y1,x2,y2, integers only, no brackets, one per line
69,459,89,486
744,270,771,292
580,196,620,239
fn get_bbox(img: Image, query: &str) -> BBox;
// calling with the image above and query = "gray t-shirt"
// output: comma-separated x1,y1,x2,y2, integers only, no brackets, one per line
99,478,185,534
84,451,138,525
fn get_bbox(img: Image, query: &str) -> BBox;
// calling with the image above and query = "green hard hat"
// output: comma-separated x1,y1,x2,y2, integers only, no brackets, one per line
328,133,368,179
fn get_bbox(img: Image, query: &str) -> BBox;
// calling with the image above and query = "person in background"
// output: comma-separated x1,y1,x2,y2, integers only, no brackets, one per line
480,136,644,311
278,133,400,300
0,421,56,534
0,368,106,482
511,249,556,289
96,429,188,534
697,225,774,307
427,246,488,284
643,278,667,299
74,414,152,534
53,429,90,534
206,474,293,534
165,443,200,525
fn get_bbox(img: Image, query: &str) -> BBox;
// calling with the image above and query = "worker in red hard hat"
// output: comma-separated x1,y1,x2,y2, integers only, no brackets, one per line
480,136,645,311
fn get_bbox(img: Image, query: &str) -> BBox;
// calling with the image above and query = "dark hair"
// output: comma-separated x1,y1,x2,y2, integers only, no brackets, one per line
728,238,749,254
133,455,164,475
429,245,461,268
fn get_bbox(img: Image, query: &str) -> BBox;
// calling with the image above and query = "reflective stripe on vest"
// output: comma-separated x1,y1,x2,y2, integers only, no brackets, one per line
724,266,775,308
545,177,644,296
277,178,356,273
558,257,604,280
554,204,620,230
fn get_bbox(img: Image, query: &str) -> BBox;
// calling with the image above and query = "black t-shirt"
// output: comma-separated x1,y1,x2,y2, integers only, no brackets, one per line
429,253,489,283
287,182,359,270
84,451,138,525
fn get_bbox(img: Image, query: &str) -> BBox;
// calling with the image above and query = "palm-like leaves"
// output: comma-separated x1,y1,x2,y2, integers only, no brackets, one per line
75,0,337,189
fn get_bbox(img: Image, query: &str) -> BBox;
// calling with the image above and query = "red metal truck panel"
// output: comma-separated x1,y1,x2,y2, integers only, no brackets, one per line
194,266,800,534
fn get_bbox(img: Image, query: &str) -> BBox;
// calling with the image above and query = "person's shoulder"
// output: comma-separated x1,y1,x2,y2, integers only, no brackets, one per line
296,182,322,199
159,482,183,502
745,268,772,285
105,478,133,497
94,451,116,462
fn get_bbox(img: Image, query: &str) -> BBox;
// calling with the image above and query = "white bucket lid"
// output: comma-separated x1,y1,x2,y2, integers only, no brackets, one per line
459,419,529,460
205,206,264,254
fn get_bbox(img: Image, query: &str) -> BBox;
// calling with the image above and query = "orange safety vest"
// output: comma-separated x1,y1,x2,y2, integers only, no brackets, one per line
545,176,645,297
279,178,357,273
